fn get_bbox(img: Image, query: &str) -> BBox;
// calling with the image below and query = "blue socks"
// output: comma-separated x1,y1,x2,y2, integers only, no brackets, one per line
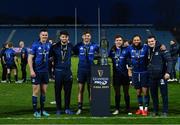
40,95,46,112
137,95,143,106
144,95,150,107
32,96,38,112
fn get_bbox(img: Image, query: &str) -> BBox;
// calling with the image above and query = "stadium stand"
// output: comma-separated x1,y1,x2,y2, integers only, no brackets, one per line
0,26,175,48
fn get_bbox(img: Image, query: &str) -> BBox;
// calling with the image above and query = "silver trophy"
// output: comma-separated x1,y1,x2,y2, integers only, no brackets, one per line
100,39,108,65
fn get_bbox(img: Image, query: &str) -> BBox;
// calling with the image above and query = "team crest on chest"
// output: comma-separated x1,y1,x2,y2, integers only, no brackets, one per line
38,47,41,50
90,46,94,50
131,50,135,53
155,52,159,55
80,47,83,50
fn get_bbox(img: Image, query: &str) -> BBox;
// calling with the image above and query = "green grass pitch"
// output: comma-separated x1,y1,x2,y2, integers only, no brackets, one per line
0,57,180,124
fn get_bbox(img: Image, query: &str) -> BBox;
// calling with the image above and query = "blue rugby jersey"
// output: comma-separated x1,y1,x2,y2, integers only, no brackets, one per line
74,42,99,70
109,46,129,73
30,40,51,72
127,44,149,72
4,48,16,65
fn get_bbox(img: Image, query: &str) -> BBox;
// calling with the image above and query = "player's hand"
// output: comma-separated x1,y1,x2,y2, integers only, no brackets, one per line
30,70,36,77
128,68,132,77
160,44,166,51
164,73,170,80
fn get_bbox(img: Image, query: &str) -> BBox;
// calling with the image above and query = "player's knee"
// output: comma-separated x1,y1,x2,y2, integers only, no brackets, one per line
136,89,141,96
79,88,84,94
78,85,84,93
33,90,39,96
14,71,17,75
33,86,40,96
41,88,47,95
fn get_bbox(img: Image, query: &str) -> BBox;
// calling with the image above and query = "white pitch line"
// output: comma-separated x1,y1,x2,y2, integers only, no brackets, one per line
1,116,180,120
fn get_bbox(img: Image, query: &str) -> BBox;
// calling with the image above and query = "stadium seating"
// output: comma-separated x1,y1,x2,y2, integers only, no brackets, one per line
0,27,175,48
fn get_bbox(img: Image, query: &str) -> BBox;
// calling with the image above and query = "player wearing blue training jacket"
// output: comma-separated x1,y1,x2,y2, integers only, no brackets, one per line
109,35,131,115
28,29,51,118
49,31,74,115
147,36,172,117
74,31,99,115
127,35,150,116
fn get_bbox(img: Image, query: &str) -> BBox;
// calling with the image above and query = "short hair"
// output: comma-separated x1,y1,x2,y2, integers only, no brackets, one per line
59,30,69,36
83,31,91,35
132,34,142,40
8,42,13,48
147,35,156,40
39,29,48,34
114,34,123,40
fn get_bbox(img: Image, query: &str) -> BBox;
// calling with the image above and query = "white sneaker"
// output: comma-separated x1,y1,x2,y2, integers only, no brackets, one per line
15,80,23,84
167,79,172,82
76,109,82,115
49,79,54,82
1,80,7,83
50,101,56,105
174,79,178,82
112,110,119,115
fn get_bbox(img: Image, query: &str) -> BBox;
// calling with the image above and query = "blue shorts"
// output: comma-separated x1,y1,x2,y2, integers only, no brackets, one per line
132,72,149,89
77,69,91,84
32,72,49,85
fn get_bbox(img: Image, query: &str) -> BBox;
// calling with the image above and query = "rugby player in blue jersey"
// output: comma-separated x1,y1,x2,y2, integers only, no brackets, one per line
74,31,99,115
3,42,19,83
109,35,131,115
28,29,51,118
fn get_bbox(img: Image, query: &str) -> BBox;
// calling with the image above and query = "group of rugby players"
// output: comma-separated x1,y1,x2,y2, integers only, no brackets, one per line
0,29,174,118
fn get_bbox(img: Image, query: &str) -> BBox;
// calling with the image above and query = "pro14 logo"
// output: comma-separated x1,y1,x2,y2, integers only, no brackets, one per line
94,80,108,85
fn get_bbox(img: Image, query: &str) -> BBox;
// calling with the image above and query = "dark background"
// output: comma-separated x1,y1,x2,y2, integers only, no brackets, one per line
0,0,179,26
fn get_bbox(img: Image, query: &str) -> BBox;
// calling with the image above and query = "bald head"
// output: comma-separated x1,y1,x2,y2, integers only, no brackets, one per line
19,41,25,48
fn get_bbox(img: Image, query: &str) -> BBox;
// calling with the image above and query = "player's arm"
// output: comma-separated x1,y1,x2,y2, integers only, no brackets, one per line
94,44,101,60
127,56,132,77
125,46,132,77
69,43,75,55
14,55,18,66
49,45,55,68
28,43,36,77
22,50,26,59
72,43,80,55
162,50,172,80
28,54,36,77
2,53,6,65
